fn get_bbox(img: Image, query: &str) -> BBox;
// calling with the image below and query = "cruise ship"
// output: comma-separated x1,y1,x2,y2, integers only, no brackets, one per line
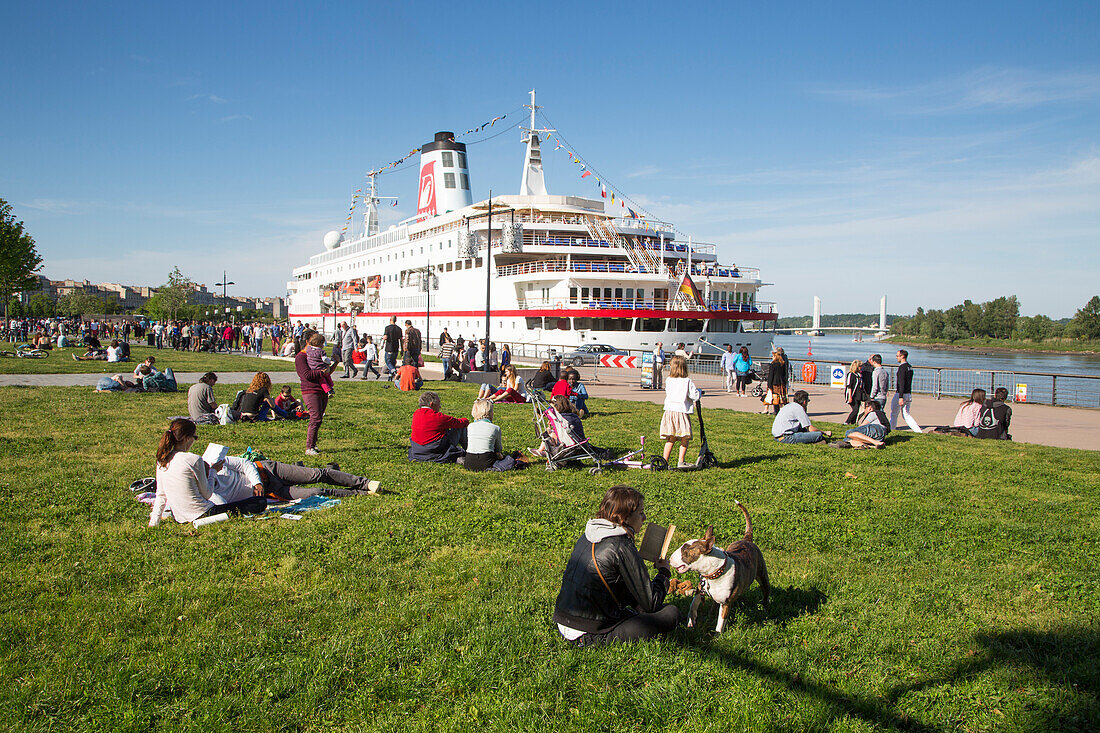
287,94,777,357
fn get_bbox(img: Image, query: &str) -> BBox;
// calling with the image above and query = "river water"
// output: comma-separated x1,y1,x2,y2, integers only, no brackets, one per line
774,334,1100,377
771,334,1100,409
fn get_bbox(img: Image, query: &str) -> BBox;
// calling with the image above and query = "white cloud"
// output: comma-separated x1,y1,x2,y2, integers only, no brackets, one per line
817,66,1100,114
186,93,228,104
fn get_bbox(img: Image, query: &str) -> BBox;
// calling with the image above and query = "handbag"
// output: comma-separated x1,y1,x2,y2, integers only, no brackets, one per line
763,389,776,405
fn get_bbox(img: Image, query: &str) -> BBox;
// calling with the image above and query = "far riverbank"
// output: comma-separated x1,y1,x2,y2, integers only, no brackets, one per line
880,336,1100,356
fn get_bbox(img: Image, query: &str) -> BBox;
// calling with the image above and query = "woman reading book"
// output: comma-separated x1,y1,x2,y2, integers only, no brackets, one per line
552,485,679,646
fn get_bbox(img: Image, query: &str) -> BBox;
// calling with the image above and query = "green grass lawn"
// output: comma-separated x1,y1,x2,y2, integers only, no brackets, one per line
0,344,297,374
0,381,1096,731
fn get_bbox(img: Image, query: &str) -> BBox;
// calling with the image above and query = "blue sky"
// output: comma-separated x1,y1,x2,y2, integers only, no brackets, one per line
2,1,1098,317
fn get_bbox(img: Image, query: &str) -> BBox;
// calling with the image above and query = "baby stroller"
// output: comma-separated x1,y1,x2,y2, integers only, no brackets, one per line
529,390,609,474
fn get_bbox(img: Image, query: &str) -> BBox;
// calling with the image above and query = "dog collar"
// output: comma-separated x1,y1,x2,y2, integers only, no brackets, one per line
700,556,731,581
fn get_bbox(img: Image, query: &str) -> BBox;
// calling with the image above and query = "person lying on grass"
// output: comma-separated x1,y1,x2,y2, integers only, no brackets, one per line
553,485,678,646
841,400,890,448
206,449,380,502
771,389,831,444
95,374,140,393
73,346,107,360
463,399,525,471
408,391,468,463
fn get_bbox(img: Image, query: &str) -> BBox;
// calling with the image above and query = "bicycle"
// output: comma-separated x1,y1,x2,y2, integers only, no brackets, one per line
2,344,50,359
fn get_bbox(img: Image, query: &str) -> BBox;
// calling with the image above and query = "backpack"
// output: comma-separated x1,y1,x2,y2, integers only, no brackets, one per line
975,400,1010,440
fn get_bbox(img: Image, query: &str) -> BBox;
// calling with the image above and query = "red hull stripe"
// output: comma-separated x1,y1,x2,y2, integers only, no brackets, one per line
288,309,777,321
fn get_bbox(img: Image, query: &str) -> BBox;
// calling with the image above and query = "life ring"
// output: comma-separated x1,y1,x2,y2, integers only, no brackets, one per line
801,361,817,383
555,301,564,309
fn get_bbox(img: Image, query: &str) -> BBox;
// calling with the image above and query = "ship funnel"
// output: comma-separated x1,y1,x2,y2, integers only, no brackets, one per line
417,131,472,219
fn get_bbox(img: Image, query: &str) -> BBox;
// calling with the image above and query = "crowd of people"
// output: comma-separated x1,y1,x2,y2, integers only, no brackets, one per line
120,320,1032,651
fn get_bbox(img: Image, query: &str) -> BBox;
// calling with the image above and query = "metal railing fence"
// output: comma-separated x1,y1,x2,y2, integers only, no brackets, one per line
783,358,1100,410
495,341,1100,409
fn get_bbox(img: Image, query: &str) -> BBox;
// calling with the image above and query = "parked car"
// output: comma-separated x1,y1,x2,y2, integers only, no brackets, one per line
561,343,629,367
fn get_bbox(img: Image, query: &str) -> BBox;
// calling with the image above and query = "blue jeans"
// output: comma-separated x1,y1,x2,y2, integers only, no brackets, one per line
778,430,825,444
384,352,397,373
441,358,450,378
846,424,887,441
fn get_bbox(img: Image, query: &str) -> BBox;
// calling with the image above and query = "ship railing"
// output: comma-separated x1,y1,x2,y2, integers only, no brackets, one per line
515,298,775,313
671,262,759,281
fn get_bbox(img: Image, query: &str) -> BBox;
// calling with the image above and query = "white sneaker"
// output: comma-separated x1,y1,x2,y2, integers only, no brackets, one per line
305,448,320,456
366,480,381,494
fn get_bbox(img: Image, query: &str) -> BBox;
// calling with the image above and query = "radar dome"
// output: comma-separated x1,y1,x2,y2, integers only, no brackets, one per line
323,230,342,250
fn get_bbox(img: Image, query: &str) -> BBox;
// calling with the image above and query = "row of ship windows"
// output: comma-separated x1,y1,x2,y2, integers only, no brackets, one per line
569,287,754,303
524,317,744,333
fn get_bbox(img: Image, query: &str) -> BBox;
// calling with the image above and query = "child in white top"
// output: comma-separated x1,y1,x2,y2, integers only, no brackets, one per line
660,355,701,467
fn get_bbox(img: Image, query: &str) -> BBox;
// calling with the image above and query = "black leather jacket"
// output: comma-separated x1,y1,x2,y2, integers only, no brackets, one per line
553,532,670,634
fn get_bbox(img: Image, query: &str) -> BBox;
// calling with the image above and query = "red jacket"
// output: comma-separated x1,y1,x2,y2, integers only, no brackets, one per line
411,407,469,445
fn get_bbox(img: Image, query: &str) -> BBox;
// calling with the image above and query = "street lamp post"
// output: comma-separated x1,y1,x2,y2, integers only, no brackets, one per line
214,271,235,324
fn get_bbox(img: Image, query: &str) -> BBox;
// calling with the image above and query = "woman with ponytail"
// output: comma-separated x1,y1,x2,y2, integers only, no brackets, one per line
153,418,266,524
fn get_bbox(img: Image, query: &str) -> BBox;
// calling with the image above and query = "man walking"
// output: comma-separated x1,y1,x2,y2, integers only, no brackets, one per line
720,344,736,392
890,349,923,433
439,337,455,381
651,341,664,390
341,321,359,379
868,354,889,410
404,319,423,365
383,316,402,374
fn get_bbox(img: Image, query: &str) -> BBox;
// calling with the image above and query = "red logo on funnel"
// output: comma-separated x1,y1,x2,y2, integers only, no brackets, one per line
417,161,436,218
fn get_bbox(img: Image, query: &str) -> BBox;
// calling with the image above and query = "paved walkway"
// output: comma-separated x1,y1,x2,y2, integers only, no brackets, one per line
2,360,1096,451
575,368,1099,452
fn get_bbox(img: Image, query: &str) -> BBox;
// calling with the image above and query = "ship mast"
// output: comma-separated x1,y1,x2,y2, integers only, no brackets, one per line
362,171,397,237
519,89,551,196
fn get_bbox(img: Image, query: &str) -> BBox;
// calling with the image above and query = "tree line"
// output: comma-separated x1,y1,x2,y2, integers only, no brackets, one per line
890,295,1100,341
776,313,896,329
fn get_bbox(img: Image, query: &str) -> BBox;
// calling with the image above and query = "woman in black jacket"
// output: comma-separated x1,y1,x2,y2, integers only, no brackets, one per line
553,485,679,646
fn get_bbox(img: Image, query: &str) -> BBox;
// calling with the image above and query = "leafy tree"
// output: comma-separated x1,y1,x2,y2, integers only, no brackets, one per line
56,288,105,318
1071,295,1100,339
155,267,196,322
28,292,55,317
0,199,44,321
982,295,1019,339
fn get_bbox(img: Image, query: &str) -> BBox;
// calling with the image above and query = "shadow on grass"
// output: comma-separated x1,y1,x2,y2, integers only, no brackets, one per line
720,453,786,469
885,625,1100,730
667,586,942,733
686,641,943,732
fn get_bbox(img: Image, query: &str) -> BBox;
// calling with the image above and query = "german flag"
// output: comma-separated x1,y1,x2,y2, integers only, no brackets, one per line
678,273,703,305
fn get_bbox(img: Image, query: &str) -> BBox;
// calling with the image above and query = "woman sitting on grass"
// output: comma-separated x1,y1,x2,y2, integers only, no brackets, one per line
152,418,266,524
953,389,987,436
478,364,527,403
232,372,289,421
553,485,678,646
529,361,556,392
842,400,890,448
464,399,524,471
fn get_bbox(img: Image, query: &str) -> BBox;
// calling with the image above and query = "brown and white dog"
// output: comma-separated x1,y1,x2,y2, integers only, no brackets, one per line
668,500,770,632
